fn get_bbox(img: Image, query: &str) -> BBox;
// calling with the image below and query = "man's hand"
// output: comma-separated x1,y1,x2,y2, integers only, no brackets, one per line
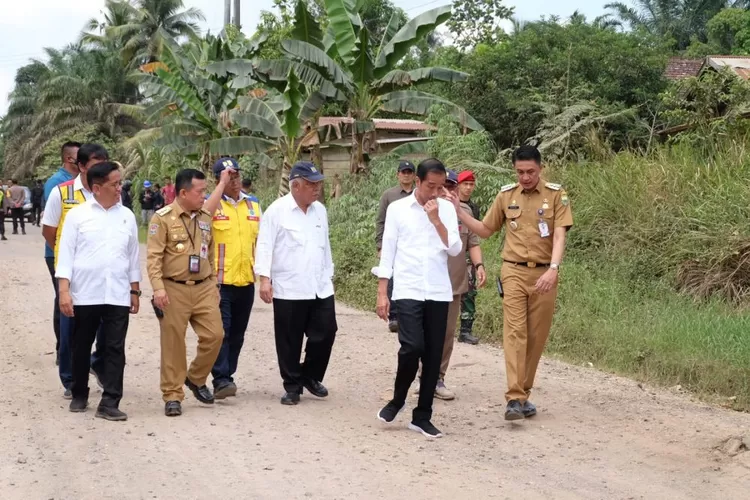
259,277,273,304
476,266,487,288
60,291,74,317
444,189,460,211
376,291,390,322
153,289,169,309
424,199,441,225
218,167,235,187
130,294,140,314
535,269,558,294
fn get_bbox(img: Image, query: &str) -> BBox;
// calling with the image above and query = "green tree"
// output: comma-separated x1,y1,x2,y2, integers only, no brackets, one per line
447,0,514,49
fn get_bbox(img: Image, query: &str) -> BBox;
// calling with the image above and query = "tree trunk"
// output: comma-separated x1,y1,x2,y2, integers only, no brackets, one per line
349,131,366,174
278,157,292,198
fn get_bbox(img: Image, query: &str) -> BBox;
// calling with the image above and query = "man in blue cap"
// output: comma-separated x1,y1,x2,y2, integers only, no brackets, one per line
203,157,262,399
140,180,156,226
255,161,338,405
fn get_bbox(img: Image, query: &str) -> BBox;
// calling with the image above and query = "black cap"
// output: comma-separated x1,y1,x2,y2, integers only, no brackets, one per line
446,169,458,184
398,160,415,172
289,161,325,182
213,157,239,178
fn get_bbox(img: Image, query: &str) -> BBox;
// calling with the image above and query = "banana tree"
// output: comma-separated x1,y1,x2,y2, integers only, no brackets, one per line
279,0,483,173
123,34,275,171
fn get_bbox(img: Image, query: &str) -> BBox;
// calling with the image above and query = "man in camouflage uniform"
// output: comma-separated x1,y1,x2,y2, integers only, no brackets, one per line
458,171,480,344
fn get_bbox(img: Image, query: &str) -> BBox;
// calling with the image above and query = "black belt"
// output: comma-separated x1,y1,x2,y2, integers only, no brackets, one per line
503,260,550,268
166,277,207,286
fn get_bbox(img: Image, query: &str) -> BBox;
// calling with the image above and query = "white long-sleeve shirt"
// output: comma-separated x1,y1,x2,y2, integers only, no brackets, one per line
255,193,334,300
55,198,141,307
377,192,462,302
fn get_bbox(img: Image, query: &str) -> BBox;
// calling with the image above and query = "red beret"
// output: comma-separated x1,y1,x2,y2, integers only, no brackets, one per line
457,170,475,183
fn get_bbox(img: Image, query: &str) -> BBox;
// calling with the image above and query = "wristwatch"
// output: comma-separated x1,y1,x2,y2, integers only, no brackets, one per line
474,263,484,270
130,290,142,297
550,263,560,271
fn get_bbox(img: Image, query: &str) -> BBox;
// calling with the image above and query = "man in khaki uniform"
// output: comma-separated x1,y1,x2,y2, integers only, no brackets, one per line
416,170,487,400
452,145,573,421
147,168,223,417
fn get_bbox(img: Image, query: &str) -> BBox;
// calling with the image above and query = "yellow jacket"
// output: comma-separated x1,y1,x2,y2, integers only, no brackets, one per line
54,180,87,268
212,194,261,286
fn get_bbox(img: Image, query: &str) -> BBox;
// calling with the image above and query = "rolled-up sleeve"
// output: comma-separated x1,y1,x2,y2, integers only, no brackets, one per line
440,200,462,257
377,204,398,280
254,206,277,279
55,209,79,280
42,188,63,228
128,214,141,283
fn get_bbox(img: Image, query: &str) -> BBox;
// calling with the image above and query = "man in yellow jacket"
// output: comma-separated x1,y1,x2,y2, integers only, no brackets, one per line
203,158,261,399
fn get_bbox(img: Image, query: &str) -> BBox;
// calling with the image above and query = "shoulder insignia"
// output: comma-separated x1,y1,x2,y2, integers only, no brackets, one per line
200,208,211,216
500,183,518,192
156,206,172,216
546,182,562,191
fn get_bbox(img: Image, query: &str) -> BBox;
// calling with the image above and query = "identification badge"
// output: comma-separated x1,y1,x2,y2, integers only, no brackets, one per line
538,220,550,238
198,221,210,231
200,242,208,259
189,255,200,274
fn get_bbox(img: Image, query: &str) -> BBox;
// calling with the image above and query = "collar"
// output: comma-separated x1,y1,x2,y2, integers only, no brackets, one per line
400,185,414,195
407,191,421,207
284,192,312,213
522,179,544,194
222,191,249,204
90,197,120,211
73,175,92,195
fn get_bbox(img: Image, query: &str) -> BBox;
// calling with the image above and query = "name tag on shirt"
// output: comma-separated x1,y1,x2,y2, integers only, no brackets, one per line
213,215,229,221
538,220,550,238
247,215,260,221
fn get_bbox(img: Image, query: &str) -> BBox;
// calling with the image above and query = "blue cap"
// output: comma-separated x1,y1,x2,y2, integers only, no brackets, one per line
143,180,152,188
289,161,324,182
398,160,415,172
213,157,239,178
446,169,458,184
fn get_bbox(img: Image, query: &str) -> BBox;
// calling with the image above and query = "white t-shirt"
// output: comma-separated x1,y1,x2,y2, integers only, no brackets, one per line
41,175,93,228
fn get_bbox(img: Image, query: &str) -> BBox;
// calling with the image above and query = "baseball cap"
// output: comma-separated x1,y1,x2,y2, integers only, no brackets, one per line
458,170,476,184
143,180,152,188
289,161,325,182
398,160,415,172
213,157,239,178
446,169,458,184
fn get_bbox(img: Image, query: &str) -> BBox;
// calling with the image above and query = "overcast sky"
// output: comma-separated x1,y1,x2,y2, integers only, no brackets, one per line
0,0,606,116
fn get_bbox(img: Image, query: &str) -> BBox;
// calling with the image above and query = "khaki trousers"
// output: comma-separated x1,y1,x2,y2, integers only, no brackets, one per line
159,280,223,402
417,294,462,382
501,262,558,402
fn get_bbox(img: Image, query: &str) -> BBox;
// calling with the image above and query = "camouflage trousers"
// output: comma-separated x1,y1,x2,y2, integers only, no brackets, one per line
460,264,476,336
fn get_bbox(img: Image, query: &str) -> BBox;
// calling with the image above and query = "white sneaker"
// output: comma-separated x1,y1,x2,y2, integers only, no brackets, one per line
434,380,455,401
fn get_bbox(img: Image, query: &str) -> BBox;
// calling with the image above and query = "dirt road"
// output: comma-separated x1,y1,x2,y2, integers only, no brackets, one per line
1,226,750,499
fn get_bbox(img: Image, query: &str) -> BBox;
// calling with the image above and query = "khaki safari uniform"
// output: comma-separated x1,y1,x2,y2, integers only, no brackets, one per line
483,180,573,402
419,201,480,381
146,201,223,402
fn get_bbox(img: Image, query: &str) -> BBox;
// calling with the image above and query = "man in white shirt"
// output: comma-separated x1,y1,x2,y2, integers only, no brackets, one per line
255,162,337,406
56,162,141,421
42,143,109,399
375,159,462,439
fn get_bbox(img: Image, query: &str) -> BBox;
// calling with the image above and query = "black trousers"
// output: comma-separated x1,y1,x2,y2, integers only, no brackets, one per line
32,203,41,225
0,210,4,236
391,299,449,423
10,207,24,232
272,296,337,394
44,257,61,353
71,304,129,408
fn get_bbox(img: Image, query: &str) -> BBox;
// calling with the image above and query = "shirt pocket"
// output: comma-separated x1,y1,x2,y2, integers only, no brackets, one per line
281,224,305,249
213,220,231,233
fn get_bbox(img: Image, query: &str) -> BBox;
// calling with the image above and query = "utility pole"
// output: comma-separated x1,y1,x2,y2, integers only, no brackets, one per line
224,0,231,26
233,0,241,28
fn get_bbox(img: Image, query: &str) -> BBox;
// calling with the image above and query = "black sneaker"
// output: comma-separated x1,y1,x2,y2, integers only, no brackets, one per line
214,382,237,400
165,401,182,417
90,368,103,389
388,320,398,333
522,401,537,418
504,399,525,421
408,420,443,439
96,406,128,421
377,401,405,423
69,398,88,413
458,333,479,345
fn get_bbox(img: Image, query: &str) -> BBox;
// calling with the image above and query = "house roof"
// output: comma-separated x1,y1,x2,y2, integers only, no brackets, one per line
318,117,434,132
665,57,703,80
703,55,750,80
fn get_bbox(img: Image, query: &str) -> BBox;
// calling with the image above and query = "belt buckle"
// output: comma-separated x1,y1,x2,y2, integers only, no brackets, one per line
527,262,537,268
185,280,195,285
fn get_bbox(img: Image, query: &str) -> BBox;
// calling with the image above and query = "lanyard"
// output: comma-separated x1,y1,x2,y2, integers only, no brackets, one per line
180,215,198,252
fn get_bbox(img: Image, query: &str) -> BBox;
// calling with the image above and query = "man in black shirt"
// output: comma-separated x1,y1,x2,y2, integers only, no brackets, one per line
31,180,44,226
139,180,155,226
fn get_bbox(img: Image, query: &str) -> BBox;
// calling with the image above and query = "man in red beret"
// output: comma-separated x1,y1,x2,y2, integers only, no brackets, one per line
457,170,481,345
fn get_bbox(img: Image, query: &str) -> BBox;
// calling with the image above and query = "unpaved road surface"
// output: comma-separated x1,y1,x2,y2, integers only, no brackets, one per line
2,226,750,499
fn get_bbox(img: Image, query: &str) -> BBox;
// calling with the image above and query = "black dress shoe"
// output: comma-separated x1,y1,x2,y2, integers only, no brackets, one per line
165,401,182,417
303,379,328,398
458,333,479,345
69,398,88,413
504,399,525,421
96,406,128,421
281,392,300,405
185,378,214,404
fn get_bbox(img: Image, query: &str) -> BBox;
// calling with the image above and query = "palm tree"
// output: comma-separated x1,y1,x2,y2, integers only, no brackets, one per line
603,0,727,50
105,0,205,68
261,0,482,173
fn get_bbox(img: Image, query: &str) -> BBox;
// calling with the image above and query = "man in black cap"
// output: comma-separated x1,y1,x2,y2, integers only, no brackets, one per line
375,160,415,332
255,161,338,405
